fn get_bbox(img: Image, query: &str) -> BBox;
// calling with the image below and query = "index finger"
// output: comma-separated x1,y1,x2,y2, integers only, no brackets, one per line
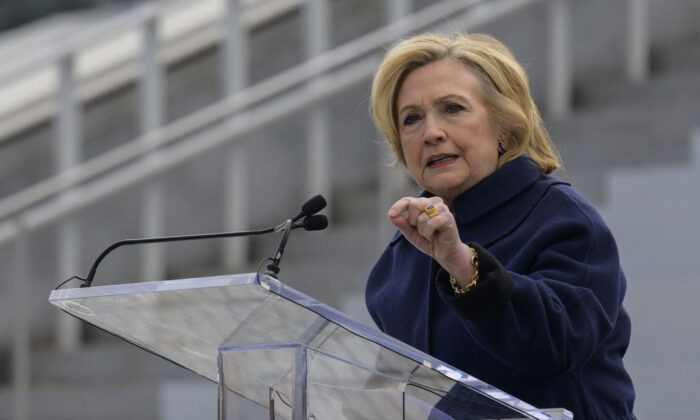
388,197,415,218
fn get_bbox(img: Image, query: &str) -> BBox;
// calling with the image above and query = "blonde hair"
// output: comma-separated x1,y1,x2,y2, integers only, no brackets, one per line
371,33,561,173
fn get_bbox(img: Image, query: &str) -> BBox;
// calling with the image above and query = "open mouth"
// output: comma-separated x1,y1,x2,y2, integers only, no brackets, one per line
426,154,458,168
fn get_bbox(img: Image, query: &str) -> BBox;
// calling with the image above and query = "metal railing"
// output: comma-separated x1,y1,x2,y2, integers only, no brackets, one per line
0,0,653,418
0,0,306,141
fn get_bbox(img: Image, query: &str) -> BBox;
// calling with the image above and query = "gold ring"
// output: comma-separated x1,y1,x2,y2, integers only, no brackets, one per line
425,204,437,218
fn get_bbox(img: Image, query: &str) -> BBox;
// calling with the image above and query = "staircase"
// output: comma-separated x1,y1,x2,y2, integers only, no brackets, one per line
0,0,698,419
549,35,700,204
0,334,217,420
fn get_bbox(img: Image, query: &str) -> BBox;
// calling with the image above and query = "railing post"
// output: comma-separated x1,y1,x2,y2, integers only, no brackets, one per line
626,0,649,83
378,149,413,243
693,127,700,164
55,53,82,351
546,0,572,120
223,0,248,96
384,0,412,21
139,15,167,283
223,145,249,271
379,0,413,242
303,0,332,211
222,0,250,272
56,218,81,349
12,224,30,420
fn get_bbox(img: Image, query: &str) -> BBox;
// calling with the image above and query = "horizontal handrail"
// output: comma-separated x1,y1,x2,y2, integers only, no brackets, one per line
0,0,541,242
2,55,380,242
0,2,158,85
0,0,306,140
0,0,303,86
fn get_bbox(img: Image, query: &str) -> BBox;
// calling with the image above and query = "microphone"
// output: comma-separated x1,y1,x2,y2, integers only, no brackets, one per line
274,195,327,232
298,214,328,231
291,194,327,222
72,196,328,288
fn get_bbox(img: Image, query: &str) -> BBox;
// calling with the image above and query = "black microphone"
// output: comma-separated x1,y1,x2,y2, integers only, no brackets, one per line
291,194,327,222
280,215,327,232
299,214,328,231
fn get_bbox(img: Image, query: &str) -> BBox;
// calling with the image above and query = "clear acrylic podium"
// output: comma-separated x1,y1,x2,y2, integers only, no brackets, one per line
49,273,573,420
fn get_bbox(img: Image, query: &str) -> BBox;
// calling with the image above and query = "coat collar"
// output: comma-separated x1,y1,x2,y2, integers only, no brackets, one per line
390,156,568,247
451,156,542,225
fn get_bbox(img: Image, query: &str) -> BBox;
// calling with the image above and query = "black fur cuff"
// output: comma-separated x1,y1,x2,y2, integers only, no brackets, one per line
433,242,514,320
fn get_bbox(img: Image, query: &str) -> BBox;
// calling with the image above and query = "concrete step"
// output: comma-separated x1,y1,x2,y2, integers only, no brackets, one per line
1,337,218,420
0,377,218,420
31,339,191,384
575,67,700,112
0,380,161,420
549,59,700,203
654,35,700,77
572,34,700,108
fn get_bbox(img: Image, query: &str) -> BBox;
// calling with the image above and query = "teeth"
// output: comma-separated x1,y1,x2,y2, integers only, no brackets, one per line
429,156,455,165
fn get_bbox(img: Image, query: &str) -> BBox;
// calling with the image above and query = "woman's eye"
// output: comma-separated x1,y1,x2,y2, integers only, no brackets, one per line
444,103,463,114
403,114,420,126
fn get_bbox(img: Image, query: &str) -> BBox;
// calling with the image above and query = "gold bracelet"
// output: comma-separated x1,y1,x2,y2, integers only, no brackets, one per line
449,247,479,295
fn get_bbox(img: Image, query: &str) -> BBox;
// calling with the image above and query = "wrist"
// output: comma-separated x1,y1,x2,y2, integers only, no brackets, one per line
449,246,479,295
442,244,477,290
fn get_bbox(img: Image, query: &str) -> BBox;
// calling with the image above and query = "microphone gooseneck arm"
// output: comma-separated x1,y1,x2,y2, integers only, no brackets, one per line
77,195,328,289
82,227,276,288
264,219,293,279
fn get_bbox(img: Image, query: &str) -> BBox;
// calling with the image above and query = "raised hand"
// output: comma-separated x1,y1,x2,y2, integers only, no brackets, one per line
388,196,475,286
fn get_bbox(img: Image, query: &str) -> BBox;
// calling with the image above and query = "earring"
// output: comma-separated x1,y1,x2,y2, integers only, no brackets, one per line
498,141,507,154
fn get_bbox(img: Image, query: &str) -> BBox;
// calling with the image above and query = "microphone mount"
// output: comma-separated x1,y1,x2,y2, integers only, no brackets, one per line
264,196,328,279
264,219,293,279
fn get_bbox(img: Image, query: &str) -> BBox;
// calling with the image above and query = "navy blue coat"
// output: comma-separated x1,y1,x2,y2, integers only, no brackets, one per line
366,157,636,419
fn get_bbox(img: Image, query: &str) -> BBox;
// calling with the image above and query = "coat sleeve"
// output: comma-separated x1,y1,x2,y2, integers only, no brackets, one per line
435,189,627,379
433,243,514,319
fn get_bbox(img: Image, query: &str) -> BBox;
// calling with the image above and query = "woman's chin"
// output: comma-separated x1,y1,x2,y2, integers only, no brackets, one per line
424,177,473,197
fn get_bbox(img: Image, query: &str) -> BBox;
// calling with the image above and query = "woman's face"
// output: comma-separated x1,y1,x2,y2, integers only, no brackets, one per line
396,58,501,204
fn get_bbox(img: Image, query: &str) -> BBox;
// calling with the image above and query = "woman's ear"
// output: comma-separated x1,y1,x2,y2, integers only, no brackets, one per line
498,130,513,153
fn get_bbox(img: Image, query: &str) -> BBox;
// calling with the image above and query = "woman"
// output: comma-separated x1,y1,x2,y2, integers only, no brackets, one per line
365,33,636,419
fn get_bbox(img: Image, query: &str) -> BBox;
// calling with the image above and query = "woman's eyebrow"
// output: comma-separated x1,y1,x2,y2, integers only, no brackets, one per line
398,94,471,116
434,94,469,104
397,104,421,116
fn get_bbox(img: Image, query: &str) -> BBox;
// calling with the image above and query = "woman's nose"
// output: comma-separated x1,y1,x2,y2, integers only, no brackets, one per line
423,114,445,144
